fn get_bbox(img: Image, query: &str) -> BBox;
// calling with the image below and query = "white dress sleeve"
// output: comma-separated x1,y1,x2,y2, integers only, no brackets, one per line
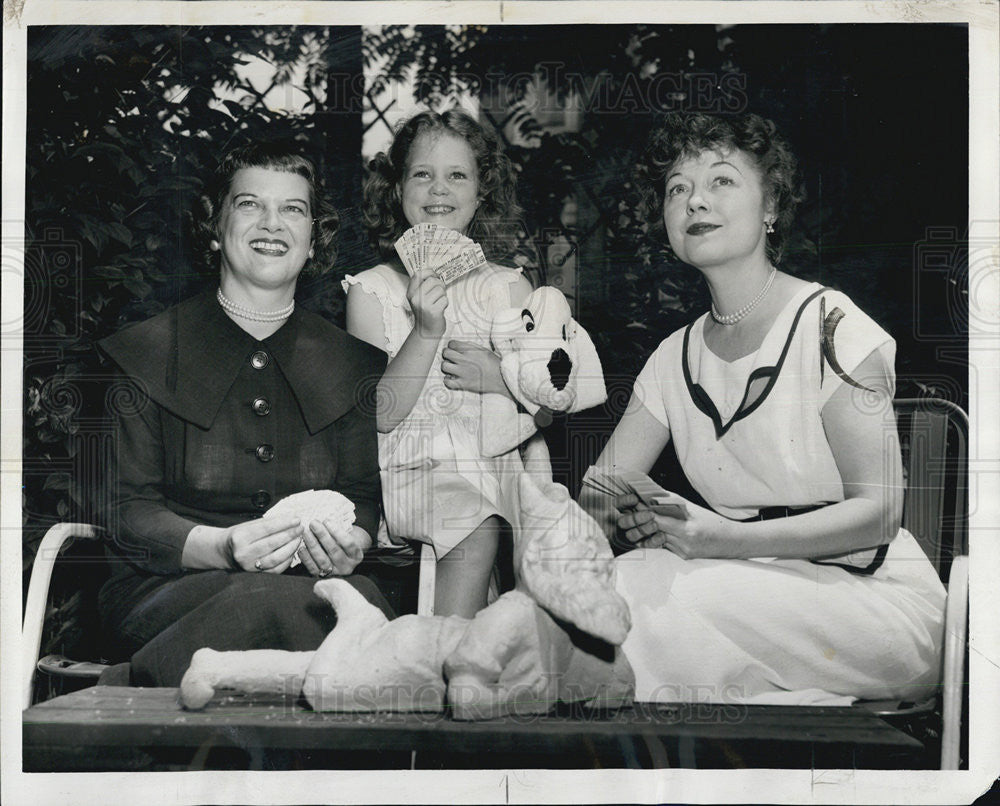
342,268,412,360
483,264,525,314
816,290,896,408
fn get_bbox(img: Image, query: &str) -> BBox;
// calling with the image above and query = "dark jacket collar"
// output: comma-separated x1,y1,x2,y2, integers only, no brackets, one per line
98,290,385,433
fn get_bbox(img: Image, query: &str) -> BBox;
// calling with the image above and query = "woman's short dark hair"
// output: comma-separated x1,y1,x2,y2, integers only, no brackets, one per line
636,112,803,263
200,141,339,274
362,109,522,262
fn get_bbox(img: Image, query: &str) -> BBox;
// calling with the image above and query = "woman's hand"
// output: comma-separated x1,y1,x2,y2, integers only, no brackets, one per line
407,270,448,338
297,522,372,578
615,493,741,560
441,340,510,396
226,515,304,573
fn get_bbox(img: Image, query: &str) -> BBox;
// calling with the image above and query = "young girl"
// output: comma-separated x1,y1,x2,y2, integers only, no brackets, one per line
344,110,533,618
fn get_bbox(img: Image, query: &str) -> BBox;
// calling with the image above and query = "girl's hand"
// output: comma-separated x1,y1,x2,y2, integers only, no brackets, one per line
298,522,372,577
614,493,740,560
407,270,448,338
227,516,304,573
441,340,510,396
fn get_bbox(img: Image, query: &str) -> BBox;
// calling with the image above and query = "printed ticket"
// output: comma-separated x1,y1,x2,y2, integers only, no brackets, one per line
434,245,486,283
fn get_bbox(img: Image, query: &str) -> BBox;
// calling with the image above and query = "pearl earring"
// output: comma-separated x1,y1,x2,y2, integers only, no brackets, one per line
209,239,221,252
308,248,315,260
765,220,775,234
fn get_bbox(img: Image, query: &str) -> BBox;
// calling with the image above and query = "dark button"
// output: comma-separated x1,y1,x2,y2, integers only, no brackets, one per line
251,490,271,509
250,350,269,370
255,444,275,463
252,397,271,416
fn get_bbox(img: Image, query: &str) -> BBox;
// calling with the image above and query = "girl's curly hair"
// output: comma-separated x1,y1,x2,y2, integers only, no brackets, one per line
198,141,339,275
363,109,522,263
635,112,803,263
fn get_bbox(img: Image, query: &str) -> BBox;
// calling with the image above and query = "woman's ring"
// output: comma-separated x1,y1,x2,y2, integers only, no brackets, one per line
254,559,263,571
319,567,333,578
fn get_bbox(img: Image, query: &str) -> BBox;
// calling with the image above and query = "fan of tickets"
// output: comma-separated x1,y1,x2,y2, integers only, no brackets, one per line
394,223,487,284
264,489,356,568
582,469,690,520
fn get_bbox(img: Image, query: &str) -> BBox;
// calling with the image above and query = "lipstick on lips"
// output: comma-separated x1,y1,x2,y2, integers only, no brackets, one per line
686,222,721,236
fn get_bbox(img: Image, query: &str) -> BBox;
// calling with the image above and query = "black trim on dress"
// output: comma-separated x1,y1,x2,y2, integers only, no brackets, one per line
682,287,827,439
820,301,877,393
741,504,890,575
811,544,889,575
682,286,891,576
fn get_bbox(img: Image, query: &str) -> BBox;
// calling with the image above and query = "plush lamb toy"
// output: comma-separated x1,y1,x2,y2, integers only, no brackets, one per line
180,470,633,719
481,286,607,457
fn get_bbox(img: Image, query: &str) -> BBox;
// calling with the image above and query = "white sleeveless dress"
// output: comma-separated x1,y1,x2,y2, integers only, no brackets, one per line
614,283,946,704
342,263,526,557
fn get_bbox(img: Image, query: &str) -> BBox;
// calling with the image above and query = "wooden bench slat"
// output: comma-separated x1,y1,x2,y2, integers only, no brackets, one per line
24,685,923,760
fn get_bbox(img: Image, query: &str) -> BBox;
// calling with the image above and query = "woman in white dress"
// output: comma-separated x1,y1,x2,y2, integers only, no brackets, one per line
581,112,945,705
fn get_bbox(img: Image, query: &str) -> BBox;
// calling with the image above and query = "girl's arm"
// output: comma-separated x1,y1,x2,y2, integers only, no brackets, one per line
346,271,447,433
439,272,535,397
618,349,903,560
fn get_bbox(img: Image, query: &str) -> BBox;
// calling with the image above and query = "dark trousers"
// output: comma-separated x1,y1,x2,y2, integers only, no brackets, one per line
109,570,393,687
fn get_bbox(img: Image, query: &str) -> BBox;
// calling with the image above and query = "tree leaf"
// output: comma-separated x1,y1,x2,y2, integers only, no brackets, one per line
107,222,132,247
122,277,153,299
92,265,126,280
43,475,71,491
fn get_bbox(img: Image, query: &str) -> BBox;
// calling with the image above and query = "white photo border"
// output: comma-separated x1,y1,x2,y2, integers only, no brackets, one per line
3,2,998,804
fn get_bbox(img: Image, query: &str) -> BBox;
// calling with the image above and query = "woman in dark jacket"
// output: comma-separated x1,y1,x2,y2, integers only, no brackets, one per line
98,142,391,686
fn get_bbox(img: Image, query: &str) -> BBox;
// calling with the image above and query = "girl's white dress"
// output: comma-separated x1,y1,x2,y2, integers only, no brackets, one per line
343,263,525,557
614,282,946,704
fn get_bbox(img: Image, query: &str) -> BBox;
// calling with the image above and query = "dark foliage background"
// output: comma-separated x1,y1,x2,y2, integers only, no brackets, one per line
22,24,968,660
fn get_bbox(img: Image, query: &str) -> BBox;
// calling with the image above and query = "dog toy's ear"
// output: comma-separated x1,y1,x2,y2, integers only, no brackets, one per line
567,318,607,412
484,301,541,457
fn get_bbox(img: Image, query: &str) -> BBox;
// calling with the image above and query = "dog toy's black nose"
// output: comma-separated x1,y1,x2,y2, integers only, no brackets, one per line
547,348,572,391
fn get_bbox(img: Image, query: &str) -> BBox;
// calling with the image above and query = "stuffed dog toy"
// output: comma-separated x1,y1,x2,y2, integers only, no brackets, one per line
180,470,633,719
481,287,606,457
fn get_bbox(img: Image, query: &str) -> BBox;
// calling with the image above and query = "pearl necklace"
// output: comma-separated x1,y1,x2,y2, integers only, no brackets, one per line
710,269,777,326
216,287,294,323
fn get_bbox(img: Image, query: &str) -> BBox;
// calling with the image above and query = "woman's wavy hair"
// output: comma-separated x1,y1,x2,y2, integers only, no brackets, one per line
198,141,339,275
636,112,803,263
363,109,522,262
